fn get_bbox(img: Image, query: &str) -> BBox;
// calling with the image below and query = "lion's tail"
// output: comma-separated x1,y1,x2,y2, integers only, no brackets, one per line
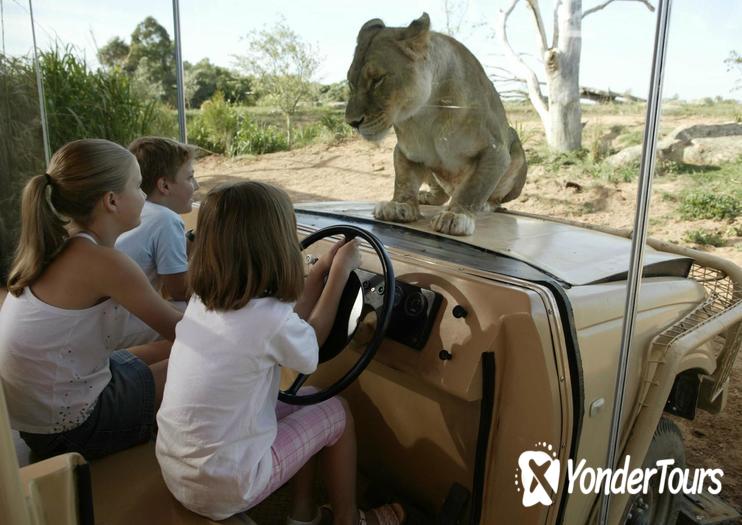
501,126,528,203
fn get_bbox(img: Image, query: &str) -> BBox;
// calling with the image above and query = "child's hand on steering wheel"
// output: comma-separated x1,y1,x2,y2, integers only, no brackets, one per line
332,238,361,277
310,238,344,277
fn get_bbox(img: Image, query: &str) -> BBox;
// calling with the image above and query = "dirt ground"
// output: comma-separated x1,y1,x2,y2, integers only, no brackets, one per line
193,130,742,511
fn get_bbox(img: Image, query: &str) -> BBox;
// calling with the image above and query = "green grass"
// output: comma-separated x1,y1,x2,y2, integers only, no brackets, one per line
678,191,740,221
664,161,742,221
40,46,177,151
616,130,643,148
683,228,726,247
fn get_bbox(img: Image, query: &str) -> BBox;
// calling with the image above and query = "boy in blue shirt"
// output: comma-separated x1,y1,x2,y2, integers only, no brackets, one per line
116,137,197,344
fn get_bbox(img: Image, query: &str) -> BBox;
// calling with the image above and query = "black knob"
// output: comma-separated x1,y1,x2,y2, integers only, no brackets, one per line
439,350,453,361
404,292,427,317
452,305,468,318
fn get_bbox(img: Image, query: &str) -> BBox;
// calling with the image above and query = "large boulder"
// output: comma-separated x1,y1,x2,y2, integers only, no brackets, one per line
605,144,642,168
666,122,742,141
606,122,742,168
680,136,742,165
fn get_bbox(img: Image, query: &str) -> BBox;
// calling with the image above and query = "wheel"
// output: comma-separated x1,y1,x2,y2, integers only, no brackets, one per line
278,224,395,405
625,418,685,525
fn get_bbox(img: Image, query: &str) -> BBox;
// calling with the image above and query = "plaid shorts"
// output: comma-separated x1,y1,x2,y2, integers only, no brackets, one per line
245,391,347,509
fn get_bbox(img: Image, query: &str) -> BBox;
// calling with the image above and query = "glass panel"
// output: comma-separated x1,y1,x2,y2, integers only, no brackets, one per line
1,0,45,280
650,0,742,511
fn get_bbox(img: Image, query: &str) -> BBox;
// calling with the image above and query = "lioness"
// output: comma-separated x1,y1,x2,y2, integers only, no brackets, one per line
345,13,527,236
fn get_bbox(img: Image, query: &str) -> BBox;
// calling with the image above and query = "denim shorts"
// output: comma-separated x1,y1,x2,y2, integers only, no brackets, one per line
20,350,156,460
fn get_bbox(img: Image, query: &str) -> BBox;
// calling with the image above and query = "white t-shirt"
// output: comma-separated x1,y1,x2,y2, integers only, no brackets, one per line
156,295,318,520
116,200,188,288
115,201,188,346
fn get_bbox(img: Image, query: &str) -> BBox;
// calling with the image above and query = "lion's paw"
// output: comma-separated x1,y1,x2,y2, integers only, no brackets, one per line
417,190,448,206
431,210,475,236
373,201,420,223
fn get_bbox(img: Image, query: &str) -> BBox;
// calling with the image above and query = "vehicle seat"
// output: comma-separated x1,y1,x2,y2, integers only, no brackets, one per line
11,430,258,524
89,440,255,525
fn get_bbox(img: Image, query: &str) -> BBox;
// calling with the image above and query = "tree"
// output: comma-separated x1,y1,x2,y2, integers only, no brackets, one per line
184,59,255,108
496,0,654,152
235,20,320,147
725,50,741,91
126,17,176,104
317,80,349,104
442,0,469,37
97,37,130,70
97,17,176,104
440,0,484,40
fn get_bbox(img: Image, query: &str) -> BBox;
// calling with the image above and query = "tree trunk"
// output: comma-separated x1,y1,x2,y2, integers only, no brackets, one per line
286,113,292,149
547,0,582,151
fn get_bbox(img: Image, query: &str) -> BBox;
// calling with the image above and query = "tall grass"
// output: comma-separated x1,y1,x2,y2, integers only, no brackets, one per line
40,46,177,151
0,47,177,279
0,55,45,280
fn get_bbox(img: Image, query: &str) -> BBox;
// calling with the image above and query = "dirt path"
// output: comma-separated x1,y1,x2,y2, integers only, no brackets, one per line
194,134,741,510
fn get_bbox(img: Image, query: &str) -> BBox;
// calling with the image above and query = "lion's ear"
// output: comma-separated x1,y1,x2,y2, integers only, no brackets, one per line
358,18,385,42
398,13,430,57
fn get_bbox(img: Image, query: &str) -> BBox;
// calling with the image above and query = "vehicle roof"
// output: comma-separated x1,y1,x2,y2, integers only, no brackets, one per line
294,202,692,286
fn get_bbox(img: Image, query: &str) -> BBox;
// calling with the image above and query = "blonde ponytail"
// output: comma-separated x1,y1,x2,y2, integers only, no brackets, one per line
7,139,134,296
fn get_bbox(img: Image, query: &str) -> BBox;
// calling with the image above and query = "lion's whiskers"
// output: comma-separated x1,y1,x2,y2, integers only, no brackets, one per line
423,104,476,109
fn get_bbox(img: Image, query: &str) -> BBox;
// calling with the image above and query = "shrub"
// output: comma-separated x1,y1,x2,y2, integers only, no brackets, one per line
231,118,288,155
199,91,239,153
318,81,349,104
543,149,589,173
320,111,353,141
511,120,536,148
678,191,740,221
584,123,609,162
683,229,725,247
188,114,223,154
293,123,322,148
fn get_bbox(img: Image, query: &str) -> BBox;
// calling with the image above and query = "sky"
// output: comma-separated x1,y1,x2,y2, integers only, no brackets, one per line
3,0,741,101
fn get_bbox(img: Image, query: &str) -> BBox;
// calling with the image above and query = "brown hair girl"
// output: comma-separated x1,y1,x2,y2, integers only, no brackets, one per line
189,181,305,310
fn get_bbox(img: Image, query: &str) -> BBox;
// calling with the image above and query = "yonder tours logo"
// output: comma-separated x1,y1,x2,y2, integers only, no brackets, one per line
515,443,724,507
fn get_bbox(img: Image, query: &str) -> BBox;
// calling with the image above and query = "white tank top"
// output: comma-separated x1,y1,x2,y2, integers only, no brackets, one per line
0,233,129,433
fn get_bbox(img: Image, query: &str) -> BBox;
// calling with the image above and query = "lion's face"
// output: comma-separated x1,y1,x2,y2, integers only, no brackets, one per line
345,15,432,141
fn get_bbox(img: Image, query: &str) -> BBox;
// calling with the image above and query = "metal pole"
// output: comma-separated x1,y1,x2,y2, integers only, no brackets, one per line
28,0,50,165
598,0,673,522
172,0,187,143
1,0,6,55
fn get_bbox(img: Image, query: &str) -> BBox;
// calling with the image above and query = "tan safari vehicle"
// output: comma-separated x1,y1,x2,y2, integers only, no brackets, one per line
2,3,742,525
2,200,742,525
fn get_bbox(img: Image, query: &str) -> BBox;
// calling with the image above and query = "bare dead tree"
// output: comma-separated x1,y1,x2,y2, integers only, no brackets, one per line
441,0,487,41
442,0,468,37
496,0,654,152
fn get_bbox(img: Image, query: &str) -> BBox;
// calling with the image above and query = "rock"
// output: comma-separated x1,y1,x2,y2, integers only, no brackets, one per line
605,122,742,168
679,137,742,165
605,145,642,167
667,122,742,141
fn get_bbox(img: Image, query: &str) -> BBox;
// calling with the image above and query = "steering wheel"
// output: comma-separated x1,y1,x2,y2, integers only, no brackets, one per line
279,225,395,405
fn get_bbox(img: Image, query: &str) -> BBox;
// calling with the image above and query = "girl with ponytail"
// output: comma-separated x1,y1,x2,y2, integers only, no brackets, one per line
0,138,182,459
